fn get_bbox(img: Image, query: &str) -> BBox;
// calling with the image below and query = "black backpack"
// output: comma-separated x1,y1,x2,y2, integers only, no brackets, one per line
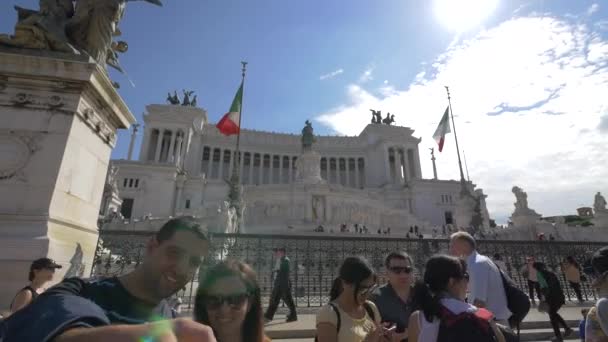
497,267,531,329
314,301,375,341
437,306,497,342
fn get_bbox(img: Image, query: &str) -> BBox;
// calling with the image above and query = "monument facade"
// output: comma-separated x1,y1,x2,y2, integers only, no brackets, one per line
107,104,490,234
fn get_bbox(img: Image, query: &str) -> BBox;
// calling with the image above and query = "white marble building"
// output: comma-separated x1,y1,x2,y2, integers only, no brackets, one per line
107,104,489,234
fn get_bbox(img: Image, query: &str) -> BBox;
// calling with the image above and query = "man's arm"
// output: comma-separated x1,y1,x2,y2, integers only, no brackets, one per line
54,318,216,342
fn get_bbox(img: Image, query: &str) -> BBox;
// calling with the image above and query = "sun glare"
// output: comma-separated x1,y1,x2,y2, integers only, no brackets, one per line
433,0,499,32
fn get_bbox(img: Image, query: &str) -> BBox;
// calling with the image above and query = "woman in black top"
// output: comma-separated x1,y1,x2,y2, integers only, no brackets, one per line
9,258,62,315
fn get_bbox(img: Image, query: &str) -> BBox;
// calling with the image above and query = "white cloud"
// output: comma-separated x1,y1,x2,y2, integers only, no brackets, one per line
588,3,600,16
317,16,608,223
319,68,344,80
358,65,374,83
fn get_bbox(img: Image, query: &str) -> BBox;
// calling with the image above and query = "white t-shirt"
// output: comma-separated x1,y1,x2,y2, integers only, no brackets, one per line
467,251,511,320
417,298,479,342
316,301,381,342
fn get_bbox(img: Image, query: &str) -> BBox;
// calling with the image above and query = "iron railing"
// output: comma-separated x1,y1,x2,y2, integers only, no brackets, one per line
92,231,605,309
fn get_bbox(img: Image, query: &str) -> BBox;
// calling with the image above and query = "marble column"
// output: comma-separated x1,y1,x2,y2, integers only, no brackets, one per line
279,155,284,184
218,149,225,178
238,151,244,180
414,148,421,179
227,150,234,177
166,130,175,163
269,155,274,184
289,156,294,183
140,127,151,161
257,154,263,184
207,147,214,178
401,149,409,182
346,158,351,187
393,148,402,184
175,136,183,167
383,145,391,183
154,129,163,162
355,158,360,188
248,153,253,185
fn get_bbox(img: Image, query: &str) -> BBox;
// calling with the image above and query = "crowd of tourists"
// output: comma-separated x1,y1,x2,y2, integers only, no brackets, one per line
1,216,607,342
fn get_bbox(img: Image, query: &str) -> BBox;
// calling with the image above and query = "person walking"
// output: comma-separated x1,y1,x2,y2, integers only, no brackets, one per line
520,256,542,305
562,256,584,303
534,262,573,342
8,258,63,315
264,247,297,323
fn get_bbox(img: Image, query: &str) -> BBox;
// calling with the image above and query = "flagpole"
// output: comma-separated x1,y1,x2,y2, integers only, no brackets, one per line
234,61,247,167
463,150,471,182
228,61,247,233
444,86,466,183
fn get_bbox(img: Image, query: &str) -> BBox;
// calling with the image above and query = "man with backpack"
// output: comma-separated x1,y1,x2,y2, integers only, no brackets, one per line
450,232,512,325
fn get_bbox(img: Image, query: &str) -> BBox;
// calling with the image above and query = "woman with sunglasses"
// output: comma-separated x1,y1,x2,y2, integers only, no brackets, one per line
316,256,390,342
408,254,505,342
585,246,608,342
194,259,269,342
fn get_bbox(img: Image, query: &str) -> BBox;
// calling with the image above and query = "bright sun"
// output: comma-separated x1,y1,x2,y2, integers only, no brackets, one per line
433,0,499,32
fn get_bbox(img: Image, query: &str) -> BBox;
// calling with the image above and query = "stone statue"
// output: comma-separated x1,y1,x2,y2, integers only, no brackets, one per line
312,196,325,222
191,95,197,107
370,109,382,124
0,0,162,71
182,90,194,106
166,91,180,105
382,113,395,125
0,1,77,53
301,120,315,152
512,186,529,211
595,192,607,212
107,165,119,193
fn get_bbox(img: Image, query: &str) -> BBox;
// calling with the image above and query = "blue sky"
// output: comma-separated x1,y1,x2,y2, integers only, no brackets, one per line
2,0,607,223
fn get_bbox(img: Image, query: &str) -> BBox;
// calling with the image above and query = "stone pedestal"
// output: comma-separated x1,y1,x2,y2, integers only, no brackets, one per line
510,210,542,228
295,150,326,185
593,211,608,228
0,49,135,307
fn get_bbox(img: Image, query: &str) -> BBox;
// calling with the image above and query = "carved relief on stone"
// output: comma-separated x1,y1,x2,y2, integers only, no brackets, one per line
0,131,42,181
312,195,326,222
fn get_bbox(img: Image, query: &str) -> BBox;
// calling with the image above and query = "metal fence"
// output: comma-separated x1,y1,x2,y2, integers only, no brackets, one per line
92,231,605,309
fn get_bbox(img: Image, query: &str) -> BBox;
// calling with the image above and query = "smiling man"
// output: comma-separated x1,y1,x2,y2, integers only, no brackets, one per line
0,216,216,342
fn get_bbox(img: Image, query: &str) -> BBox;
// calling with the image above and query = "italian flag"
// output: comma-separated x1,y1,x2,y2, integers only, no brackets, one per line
433,106,451,152
216,82,243,136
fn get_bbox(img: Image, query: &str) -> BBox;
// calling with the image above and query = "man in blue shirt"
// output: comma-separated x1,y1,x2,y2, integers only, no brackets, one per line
0,216,216,342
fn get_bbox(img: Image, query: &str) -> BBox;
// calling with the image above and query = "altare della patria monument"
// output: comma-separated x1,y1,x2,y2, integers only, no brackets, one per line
0,0,606,312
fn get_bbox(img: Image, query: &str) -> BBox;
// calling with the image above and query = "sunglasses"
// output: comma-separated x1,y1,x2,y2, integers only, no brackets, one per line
389,266,413,274
204,293,249,310
358,284,379,296
461,272,470,281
